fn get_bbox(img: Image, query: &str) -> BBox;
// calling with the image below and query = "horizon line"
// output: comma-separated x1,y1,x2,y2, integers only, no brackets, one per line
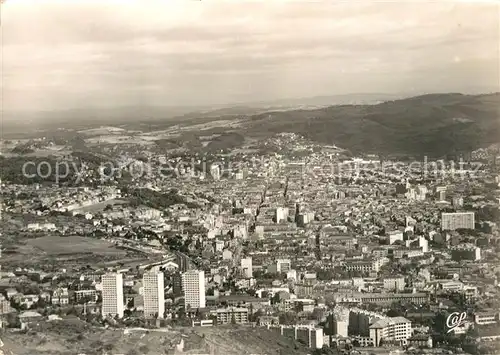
3,90,499,116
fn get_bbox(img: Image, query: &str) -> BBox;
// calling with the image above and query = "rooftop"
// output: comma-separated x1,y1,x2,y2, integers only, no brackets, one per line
370,316,411,329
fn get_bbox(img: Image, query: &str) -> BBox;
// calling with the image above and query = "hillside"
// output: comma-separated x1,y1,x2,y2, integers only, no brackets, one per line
239,93,500,158
138,92,500,158
0,321,307,355
3,93,499,158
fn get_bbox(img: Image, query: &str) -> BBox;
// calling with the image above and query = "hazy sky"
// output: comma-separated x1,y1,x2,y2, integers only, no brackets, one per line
2,0,499,112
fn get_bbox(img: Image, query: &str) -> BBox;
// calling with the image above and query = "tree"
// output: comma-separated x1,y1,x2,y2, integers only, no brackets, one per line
309,308,325,322
67,306,78,316
271,293,281,305
387,308,404,317
126,298,134,309
31,297,47,310
248,303,255,321
77,296,93,305
6,313,20,328
279,312,297,325
209,314,218,326
103,343,114,352
178,307,186,320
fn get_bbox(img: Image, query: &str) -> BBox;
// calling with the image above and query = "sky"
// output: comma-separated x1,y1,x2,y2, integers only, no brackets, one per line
2,0,499,112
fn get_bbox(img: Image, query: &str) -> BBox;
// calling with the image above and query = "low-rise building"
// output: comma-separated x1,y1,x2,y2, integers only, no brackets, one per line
51,288,69,305
258,316,280,327
336,292,428,306
451,245,481,261
407,335,433,348
210,307,249,325
475,311,497,325
74,289,99,303
19,311,43,330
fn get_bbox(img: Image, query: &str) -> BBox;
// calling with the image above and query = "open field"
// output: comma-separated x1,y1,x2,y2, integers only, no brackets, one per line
1,145,73,158
77,126,127,136
85,135,156,145
26,235,127,256
82,119,246,149
0,235,135,270
140,119,244,137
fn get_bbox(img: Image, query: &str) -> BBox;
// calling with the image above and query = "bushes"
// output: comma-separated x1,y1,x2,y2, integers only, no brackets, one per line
127,188,200,210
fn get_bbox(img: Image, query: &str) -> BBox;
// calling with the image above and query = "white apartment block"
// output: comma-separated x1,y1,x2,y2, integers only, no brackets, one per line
275,207,289,224
369,316,412,347
101,273,124,319
419,236,429,253
241,257,253,278
143,272,165,319
388,231,404,245
182,270,206,309
383,277,405,292
441,212,475,231
333,318,349,337
210,165,221,180
272,325,324,349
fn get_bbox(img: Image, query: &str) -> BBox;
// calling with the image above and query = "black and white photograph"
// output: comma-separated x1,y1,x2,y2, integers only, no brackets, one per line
0,1,499,354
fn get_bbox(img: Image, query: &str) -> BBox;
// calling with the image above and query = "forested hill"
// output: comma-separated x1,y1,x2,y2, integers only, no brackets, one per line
240,93,500,158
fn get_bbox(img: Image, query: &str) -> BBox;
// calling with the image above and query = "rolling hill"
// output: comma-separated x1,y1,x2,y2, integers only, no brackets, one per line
3,92,499,158
0,321,308,355
237,92,500,158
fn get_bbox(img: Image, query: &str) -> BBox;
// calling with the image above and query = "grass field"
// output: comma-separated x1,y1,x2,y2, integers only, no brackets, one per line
1,235,130,270
26,235,127,256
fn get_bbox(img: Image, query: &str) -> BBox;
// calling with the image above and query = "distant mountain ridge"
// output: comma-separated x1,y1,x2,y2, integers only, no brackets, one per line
244,92,404,107
1,92,405,129
3,92,499,158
